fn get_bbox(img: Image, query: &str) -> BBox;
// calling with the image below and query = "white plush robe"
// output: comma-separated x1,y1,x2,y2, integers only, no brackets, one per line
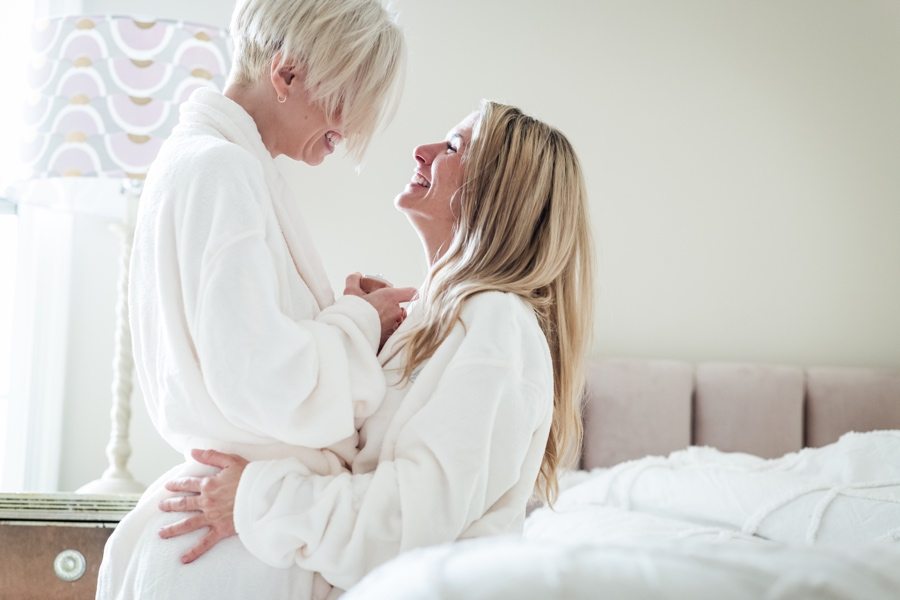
97,88,386,599
233,291,555,596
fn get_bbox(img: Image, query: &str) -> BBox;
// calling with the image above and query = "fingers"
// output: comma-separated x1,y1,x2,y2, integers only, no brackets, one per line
378,290,413,329
181,530,227,564
343,272,364,296
158,514,208,540
165,477,202,494
159,493,200,513
388,320,402,338
191,448,240,469
381,286,418,303
359,275,391,293
345,272,362,288
393,307,407,329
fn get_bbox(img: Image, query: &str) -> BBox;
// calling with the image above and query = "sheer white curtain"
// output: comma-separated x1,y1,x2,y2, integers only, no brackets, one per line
0,0,36,489
0,218,15,482
0,0,83,491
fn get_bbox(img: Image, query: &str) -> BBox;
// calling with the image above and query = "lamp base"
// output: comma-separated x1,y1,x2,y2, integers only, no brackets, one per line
76,475,144,495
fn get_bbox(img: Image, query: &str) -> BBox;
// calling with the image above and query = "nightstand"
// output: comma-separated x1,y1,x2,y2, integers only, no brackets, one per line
0,493,138,600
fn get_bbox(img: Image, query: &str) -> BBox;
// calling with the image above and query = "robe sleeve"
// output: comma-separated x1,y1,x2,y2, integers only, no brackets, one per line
233,351,552,590
186,150,385,448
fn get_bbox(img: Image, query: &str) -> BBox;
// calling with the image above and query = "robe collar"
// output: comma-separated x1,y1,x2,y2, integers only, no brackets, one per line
178,87,336,311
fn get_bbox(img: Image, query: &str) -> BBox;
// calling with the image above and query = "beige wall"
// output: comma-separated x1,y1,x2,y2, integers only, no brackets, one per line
57,0,900,488
80,0,900,368
290,0,900,369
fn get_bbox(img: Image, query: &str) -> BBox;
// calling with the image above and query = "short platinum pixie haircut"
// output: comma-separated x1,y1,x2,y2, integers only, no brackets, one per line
229,0,405,159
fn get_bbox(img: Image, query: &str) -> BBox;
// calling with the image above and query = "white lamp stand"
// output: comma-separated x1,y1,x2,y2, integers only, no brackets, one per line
77,182,143,495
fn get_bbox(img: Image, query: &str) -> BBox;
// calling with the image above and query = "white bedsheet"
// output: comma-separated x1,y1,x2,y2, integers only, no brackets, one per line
540,430,900,545
344,536,900,599
344,431,900,599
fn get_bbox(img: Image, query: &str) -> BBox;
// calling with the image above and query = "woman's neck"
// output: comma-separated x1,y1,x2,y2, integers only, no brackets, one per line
224,82,280,157
417,230,451,268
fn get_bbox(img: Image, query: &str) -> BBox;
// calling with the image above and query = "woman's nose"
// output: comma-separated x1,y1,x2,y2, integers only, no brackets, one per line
414,142,442,166
413,145,429,167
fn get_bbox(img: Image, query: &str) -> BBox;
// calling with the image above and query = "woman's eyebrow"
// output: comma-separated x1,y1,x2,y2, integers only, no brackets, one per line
449,133,464,145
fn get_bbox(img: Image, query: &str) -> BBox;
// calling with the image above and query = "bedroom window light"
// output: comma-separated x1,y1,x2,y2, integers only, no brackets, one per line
0,0,33,486
0,215,17,480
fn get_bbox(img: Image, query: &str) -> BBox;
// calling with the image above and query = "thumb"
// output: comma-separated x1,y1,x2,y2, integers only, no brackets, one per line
344,272,364,296
381,287,418,303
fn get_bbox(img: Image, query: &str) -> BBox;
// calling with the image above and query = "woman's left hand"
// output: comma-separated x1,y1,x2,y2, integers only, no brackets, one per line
158,448,248,564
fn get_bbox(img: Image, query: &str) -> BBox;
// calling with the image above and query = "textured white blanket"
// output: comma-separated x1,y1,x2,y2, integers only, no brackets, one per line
345,537,900,599
345,431,900,599
537,430,900,545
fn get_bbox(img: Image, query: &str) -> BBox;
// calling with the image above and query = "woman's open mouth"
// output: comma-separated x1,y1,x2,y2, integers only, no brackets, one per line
411,171,431,188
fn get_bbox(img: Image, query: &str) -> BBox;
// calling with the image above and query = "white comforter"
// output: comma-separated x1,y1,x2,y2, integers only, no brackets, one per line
344,431,900,599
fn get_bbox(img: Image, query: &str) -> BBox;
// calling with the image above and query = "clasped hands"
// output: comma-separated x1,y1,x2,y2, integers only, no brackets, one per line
159,274,413,563
344,273,416,349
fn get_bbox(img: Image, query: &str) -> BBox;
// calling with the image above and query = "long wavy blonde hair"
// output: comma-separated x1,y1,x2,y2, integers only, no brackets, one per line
399,101,594,504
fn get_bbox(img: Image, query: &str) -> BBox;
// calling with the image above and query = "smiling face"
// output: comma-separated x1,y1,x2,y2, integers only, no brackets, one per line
270,64,344,165
395,111,479,262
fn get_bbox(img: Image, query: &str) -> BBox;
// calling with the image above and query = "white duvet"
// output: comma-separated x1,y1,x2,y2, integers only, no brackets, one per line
344,431,900,599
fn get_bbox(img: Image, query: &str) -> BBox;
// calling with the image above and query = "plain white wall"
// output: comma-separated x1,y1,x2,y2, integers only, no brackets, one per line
46,0,899,489
288,0,900,369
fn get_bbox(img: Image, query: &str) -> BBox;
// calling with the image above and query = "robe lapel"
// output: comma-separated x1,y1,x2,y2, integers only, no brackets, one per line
178,88,336,311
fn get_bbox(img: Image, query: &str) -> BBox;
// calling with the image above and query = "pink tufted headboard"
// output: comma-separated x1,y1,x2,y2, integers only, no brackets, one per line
581,359,900,469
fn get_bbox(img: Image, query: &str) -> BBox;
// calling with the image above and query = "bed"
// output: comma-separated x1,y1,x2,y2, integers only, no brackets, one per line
344,358,900,599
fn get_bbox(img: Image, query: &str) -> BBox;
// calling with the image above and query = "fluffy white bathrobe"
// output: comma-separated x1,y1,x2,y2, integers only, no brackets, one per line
97,88,386,599
232,291,555,596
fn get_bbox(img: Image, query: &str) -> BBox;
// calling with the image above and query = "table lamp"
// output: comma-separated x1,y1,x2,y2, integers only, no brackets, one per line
18,14,231,494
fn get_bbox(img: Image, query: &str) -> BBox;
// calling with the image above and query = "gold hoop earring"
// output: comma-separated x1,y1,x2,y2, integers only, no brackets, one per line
277,95,287,103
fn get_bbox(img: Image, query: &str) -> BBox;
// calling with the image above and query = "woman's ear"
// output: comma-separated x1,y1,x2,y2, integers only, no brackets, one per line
269,53,296,100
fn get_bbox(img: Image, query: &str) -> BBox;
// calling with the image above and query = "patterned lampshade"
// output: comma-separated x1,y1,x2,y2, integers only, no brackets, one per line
22,15,232,181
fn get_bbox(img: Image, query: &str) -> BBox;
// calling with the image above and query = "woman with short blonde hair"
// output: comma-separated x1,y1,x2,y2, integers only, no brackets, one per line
97,1,409,599
230,0,404,158
155,101,594,594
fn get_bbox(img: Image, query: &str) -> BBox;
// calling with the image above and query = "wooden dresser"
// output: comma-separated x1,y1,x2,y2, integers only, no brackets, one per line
0,493,138,600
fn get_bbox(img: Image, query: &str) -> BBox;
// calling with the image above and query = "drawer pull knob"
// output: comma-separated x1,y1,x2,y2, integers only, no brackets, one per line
53,549,86,582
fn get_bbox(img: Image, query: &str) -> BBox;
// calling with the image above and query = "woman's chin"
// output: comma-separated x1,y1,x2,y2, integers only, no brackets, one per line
398,181,432,200
295,145,329,166
394,186,422,211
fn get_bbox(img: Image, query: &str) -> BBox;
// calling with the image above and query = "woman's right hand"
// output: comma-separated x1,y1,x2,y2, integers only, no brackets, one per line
344,273,416,350
158,449,247,564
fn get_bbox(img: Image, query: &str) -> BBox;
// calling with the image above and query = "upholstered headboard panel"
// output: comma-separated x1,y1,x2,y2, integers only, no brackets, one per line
581,358,900,469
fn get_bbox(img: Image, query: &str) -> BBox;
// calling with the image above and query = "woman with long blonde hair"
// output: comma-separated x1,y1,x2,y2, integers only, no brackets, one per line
158,101,594,595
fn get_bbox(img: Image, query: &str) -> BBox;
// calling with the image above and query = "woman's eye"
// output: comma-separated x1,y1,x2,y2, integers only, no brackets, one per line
446,142,458,153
